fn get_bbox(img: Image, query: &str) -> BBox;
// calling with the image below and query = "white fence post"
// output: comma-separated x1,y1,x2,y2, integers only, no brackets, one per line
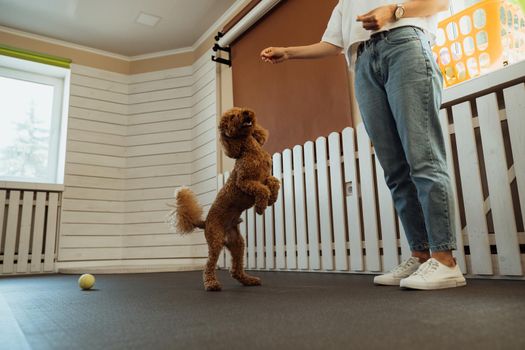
452,102,493,275
342,128,363,271
282,149,297,269
328,132,349,271
273,153,286,269
503,84,525,229
316,137,334,271
293,145,309,270
304,141,321,270
477,93,522,275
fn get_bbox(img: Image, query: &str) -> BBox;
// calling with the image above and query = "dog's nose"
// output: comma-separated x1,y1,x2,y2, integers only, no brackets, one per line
242,110,251,120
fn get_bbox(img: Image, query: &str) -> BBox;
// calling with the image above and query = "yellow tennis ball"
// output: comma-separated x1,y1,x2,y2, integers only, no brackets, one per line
78,274,95,290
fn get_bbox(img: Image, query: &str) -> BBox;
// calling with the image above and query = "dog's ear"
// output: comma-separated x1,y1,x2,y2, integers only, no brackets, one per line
218,115,234,138
219,133,243,159
252,124,269,146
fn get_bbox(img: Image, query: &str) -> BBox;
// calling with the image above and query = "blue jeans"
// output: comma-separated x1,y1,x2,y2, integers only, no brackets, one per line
354,26,456,252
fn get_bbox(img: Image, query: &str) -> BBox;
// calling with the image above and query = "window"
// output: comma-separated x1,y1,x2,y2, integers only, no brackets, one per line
0,53,70,184
433,0,525,87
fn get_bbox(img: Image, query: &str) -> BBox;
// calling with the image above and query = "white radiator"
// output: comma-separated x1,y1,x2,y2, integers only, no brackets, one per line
0,189,61,275
218,80,525,279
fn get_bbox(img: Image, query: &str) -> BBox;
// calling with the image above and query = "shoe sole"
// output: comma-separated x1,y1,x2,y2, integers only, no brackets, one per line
400,279,467,290
373,277,401,286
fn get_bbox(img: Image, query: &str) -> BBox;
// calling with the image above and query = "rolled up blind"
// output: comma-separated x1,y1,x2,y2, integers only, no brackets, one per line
218,0,281,47
0,44,71,68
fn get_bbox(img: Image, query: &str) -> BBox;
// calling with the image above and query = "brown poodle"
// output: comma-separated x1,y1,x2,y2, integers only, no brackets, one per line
167,107,280,291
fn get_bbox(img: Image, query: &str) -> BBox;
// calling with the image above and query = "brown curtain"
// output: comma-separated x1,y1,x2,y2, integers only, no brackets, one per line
229,0,352,154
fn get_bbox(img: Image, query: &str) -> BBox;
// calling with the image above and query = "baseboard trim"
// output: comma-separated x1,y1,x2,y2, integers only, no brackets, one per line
57,258,206,274
59,264,204,274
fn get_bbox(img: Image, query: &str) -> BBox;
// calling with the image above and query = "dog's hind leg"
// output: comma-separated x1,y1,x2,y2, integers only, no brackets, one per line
203,227,224,291
226,227,261,286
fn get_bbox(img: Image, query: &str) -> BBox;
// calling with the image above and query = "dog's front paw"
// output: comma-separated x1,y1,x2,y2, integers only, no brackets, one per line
255,193,269,215
255,204,267,215
268,192,278,207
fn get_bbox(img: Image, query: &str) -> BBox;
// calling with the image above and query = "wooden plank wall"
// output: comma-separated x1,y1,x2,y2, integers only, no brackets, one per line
58,53,216,269
60,65,127,264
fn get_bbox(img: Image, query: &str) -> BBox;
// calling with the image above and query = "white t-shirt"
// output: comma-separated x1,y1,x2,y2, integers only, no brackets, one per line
322,0,440,66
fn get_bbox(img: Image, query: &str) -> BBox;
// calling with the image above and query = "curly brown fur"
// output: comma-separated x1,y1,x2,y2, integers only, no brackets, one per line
167,187,205,233
169,107,280,291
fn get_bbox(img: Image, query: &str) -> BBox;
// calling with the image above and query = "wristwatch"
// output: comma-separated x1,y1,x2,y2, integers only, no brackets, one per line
394,3,405,21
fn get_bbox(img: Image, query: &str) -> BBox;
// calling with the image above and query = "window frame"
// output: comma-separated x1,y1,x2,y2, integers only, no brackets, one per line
0,54,70,186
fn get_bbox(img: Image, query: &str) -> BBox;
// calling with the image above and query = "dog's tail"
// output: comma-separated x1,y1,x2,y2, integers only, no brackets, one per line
166,187,205,234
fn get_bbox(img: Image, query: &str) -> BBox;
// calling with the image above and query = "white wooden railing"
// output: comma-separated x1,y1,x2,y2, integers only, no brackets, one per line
0,184,62,275
218,63,525,278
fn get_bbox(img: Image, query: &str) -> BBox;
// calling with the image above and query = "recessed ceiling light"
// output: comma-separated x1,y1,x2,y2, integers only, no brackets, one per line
136,12,161,27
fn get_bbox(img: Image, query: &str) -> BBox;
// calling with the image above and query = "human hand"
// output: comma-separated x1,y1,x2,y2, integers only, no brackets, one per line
260,47,288,64
356,5,396,31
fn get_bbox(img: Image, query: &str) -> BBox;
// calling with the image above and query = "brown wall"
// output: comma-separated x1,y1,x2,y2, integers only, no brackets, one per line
230,0,352,154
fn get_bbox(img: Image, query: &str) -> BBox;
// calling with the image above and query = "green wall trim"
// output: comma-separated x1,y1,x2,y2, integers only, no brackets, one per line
0,44,71,68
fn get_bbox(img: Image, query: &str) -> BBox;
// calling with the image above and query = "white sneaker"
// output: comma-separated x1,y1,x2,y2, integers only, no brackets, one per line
400,258,466,290
374,257,421,286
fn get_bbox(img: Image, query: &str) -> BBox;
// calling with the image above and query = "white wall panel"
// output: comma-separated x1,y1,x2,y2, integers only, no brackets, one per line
60,65,127,265
58,53,217,271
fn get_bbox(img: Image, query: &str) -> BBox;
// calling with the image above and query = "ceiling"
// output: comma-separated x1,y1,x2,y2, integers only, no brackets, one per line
0,0,238,57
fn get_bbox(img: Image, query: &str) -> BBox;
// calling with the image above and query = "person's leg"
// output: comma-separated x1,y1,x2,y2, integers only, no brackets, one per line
380,27,456,266
354,40,430,259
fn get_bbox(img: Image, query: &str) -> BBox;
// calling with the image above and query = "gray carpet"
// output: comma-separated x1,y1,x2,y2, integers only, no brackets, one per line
1,271,524,350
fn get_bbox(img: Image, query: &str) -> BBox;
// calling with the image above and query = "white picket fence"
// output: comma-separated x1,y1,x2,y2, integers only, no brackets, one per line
0,188,61,275
218,79,525,278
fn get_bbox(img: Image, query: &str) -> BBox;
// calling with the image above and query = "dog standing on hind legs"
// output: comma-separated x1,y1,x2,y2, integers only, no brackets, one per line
167,107,280,291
